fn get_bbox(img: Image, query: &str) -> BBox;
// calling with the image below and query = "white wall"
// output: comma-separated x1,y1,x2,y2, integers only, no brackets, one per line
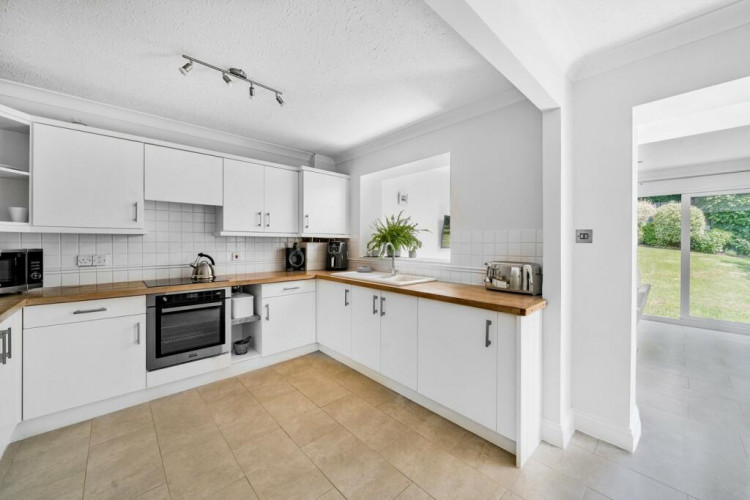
571,22,750,447
339,99,543,265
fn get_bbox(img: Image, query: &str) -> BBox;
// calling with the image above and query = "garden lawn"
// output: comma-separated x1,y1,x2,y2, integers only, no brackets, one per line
638,246,750,323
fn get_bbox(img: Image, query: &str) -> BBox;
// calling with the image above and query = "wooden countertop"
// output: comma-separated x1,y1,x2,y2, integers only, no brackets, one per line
0,270,546,323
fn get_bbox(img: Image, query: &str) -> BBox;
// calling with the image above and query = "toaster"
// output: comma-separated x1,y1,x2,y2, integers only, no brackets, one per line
484,261,542,295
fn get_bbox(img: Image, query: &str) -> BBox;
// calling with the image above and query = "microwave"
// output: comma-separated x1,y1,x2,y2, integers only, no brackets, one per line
0,249,43,294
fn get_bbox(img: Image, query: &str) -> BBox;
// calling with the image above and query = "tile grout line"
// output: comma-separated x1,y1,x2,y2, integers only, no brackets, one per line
145,403,172,499
81,420,93,499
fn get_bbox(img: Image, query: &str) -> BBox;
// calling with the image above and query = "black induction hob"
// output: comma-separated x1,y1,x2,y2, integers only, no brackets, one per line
143,277,229,288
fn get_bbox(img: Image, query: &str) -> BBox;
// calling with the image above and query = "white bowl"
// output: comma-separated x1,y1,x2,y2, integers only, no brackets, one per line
8,207,28,223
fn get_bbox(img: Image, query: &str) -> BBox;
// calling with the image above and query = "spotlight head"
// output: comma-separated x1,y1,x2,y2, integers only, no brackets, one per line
222,73,232,86
276,93,284,106
179,61,193,75
249,84,255,99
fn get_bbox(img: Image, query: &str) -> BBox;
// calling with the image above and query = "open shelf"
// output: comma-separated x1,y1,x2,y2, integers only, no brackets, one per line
0,164,30,180
231,314,260,326
231,348,261,364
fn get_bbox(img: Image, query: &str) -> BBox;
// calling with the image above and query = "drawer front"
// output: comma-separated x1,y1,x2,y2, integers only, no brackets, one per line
24,296,146,329
262,280,316,298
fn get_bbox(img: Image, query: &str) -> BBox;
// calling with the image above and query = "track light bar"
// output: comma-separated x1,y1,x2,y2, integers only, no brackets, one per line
178,55,284,106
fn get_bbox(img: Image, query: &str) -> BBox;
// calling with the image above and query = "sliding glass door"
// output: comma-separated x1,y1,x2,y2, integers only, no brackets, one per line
638,191,750,330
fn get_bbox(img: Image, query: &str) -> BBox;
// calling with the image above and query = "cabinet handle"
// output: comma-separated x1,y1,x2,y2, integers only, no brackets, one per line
485,319,492,347
372,295,378,315
305,214,310,229
380,296,386,317
74,307,107,315
135,322,141,345
0,329,7,365
265,303,270,321
283,286,300,291
6,327,10,359
344,289,350,306
257,212,262,227
133,202,139,222
266,212,271,227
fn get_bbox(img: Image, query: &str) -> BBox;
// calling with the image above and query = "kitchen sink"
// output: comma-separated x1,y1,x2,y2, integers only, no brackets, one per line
332,271,436,287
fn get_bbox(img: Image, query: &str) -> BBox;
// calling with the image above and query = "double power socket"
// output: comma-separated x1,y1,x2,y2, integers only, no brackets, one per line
77,254,110,267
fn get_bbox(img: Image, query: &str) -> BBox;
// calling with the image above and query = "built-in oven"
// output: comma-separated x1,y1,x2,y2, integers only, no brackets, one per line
0,249,43,295
146,287,231,371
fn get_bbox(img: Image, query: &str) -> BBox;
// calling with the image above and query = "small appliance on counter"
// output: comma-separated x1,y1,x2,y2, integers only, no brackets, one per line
302,242,327,270
326,241,348,270
285,243,306,271
0,249,43,294
484,261,542,295
231,292,255,319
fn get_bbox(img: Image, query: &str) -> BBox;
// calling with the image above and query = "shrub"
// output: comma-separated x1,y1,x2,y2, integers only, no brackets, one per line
637,200,656,243
727,236,750,256
653,202,705,247
691,228,732,254
641,221,657,246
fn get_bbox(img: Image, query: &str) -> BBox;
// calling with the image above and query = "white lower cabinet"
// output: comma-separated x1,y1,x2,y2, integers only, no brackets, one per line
23,298,146,420
417,299,498,430
316,280,352,356
260,287,316,356
379,292,418,391
0,310,22,450
351,286,381,371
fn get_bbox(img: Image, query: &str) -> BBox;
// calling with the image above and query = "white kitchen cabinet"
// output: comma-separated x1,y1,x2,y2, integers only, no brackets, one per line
32,124,145,231
23,299,146,420
145,144,223,206
261,291,316,356
418,298,498,430
316,280,352,356
351,285,381,371
0,310,22,452
300,167,350,237
379,291,418,390
219,160,298,235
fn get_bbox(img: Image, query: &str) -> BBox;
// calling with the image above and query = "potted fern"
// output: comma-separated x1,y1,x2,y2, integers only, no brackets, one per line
366,211,428,258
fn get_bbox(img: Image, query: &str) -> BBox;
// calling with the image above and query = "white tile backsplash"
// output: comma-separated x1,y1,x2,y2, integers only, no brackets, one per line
0,202,299,287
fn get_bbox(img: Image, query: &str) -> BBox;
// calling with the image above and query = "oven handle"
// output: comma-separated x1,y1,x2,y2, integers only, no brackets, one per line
161,302,223,314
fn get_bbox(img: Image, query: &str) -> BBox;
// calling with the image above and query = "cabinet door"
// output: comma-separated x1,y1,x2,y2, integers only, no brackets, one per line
222,159,265,232
302,170,349,236
261,293,316,357
380,291,418,390
23,315,146,419
316,280,351,356
33,124,145,229
0,311,22,448
264,167,298,233
351,286,381,371
418,299,497,429
145,144,223,205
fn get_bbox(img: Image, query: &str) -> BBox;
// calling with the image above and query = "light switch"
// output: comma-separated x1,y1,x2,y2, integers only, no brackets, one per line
576,229,593,243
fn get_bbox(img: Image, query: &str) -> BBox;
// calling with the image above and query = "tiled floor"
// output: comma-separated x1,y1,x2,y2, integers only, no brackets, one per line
1,321,749,499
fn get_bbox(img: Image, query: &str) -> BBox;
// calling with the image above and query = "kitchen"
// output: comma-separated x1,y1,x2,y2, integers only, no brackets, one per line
1,1,750,499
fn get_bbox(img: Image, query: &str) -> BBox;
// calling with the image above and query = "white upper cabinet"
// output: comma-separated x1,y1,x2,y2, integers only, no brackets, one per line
32,124,145,231
221,159,265,232
145,144,223,206
264,167,299,234
300,167,350,237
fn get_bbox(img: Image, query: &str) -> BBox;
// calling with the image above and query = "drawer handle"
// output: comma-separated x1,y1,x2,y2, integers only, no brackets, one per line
380,296,386,317
74,307,107,315
0,328,7,365
6,327,10,359
485,319,492,348
283,286,300,291
372,295,378,315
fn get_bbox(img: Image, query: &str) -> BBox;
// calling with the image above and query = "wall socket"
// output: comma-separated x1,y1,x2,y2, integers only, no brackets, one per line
92,254,110,266
77,254,110,267
77,255,93,267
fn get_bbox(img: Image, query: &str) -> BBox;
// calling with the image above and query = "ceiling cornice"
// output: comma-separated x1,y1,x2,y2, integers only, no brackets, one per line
572,1,750,81
333,87,527,164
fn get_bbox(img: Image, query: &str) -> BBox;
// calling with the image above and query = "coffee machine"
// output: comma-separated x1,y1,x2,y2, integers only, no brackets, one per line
326,241,348,270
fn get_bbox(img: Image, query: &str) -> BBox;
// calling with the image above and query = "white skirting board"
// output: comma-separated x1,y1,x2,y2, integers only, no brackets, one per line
11,344,317,442
573,405,642,453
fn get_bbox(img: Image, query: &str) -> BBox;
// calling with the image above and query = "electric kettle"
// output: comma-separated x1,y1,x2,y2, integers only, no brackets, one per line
190,253,216,281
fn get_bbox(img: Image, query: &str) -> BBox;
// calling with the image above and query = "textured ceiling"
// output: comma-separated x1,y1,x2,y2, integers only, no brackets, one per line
515,0,740,72
0,0,513,157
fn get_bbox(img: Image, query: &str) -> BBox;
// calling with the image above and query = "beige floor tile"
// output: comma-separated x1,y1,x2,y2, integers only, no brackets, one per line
205,478,258,499
204,390,264,427
90,403,154,446
583,488,610,500
318,487,347,499
337,370,398,406
510,459,588,500
218,405,280,451
302,426,411,499
0,421,90,494
379,395,434,431
151,390,218,454
397,483,433,499
85,429,165,499
378,395,468,451
276,406,344,447
473,441,521,489
234,428,332,499
248,379,298,402
568,431,599,453
500,491,524,500
0,470,85,500
238,365,287,388
197,377,249,404
161,430,244,500
0,441,21,484
136,483,171,499
324,394,411,452
289,370,351,406
445,431,488,467
273,356,319,378
262,389,319,420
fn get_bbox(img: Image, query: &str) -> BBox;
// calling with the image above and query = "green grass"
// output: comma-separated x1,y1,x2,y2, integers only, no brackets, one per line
638,246,750,323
